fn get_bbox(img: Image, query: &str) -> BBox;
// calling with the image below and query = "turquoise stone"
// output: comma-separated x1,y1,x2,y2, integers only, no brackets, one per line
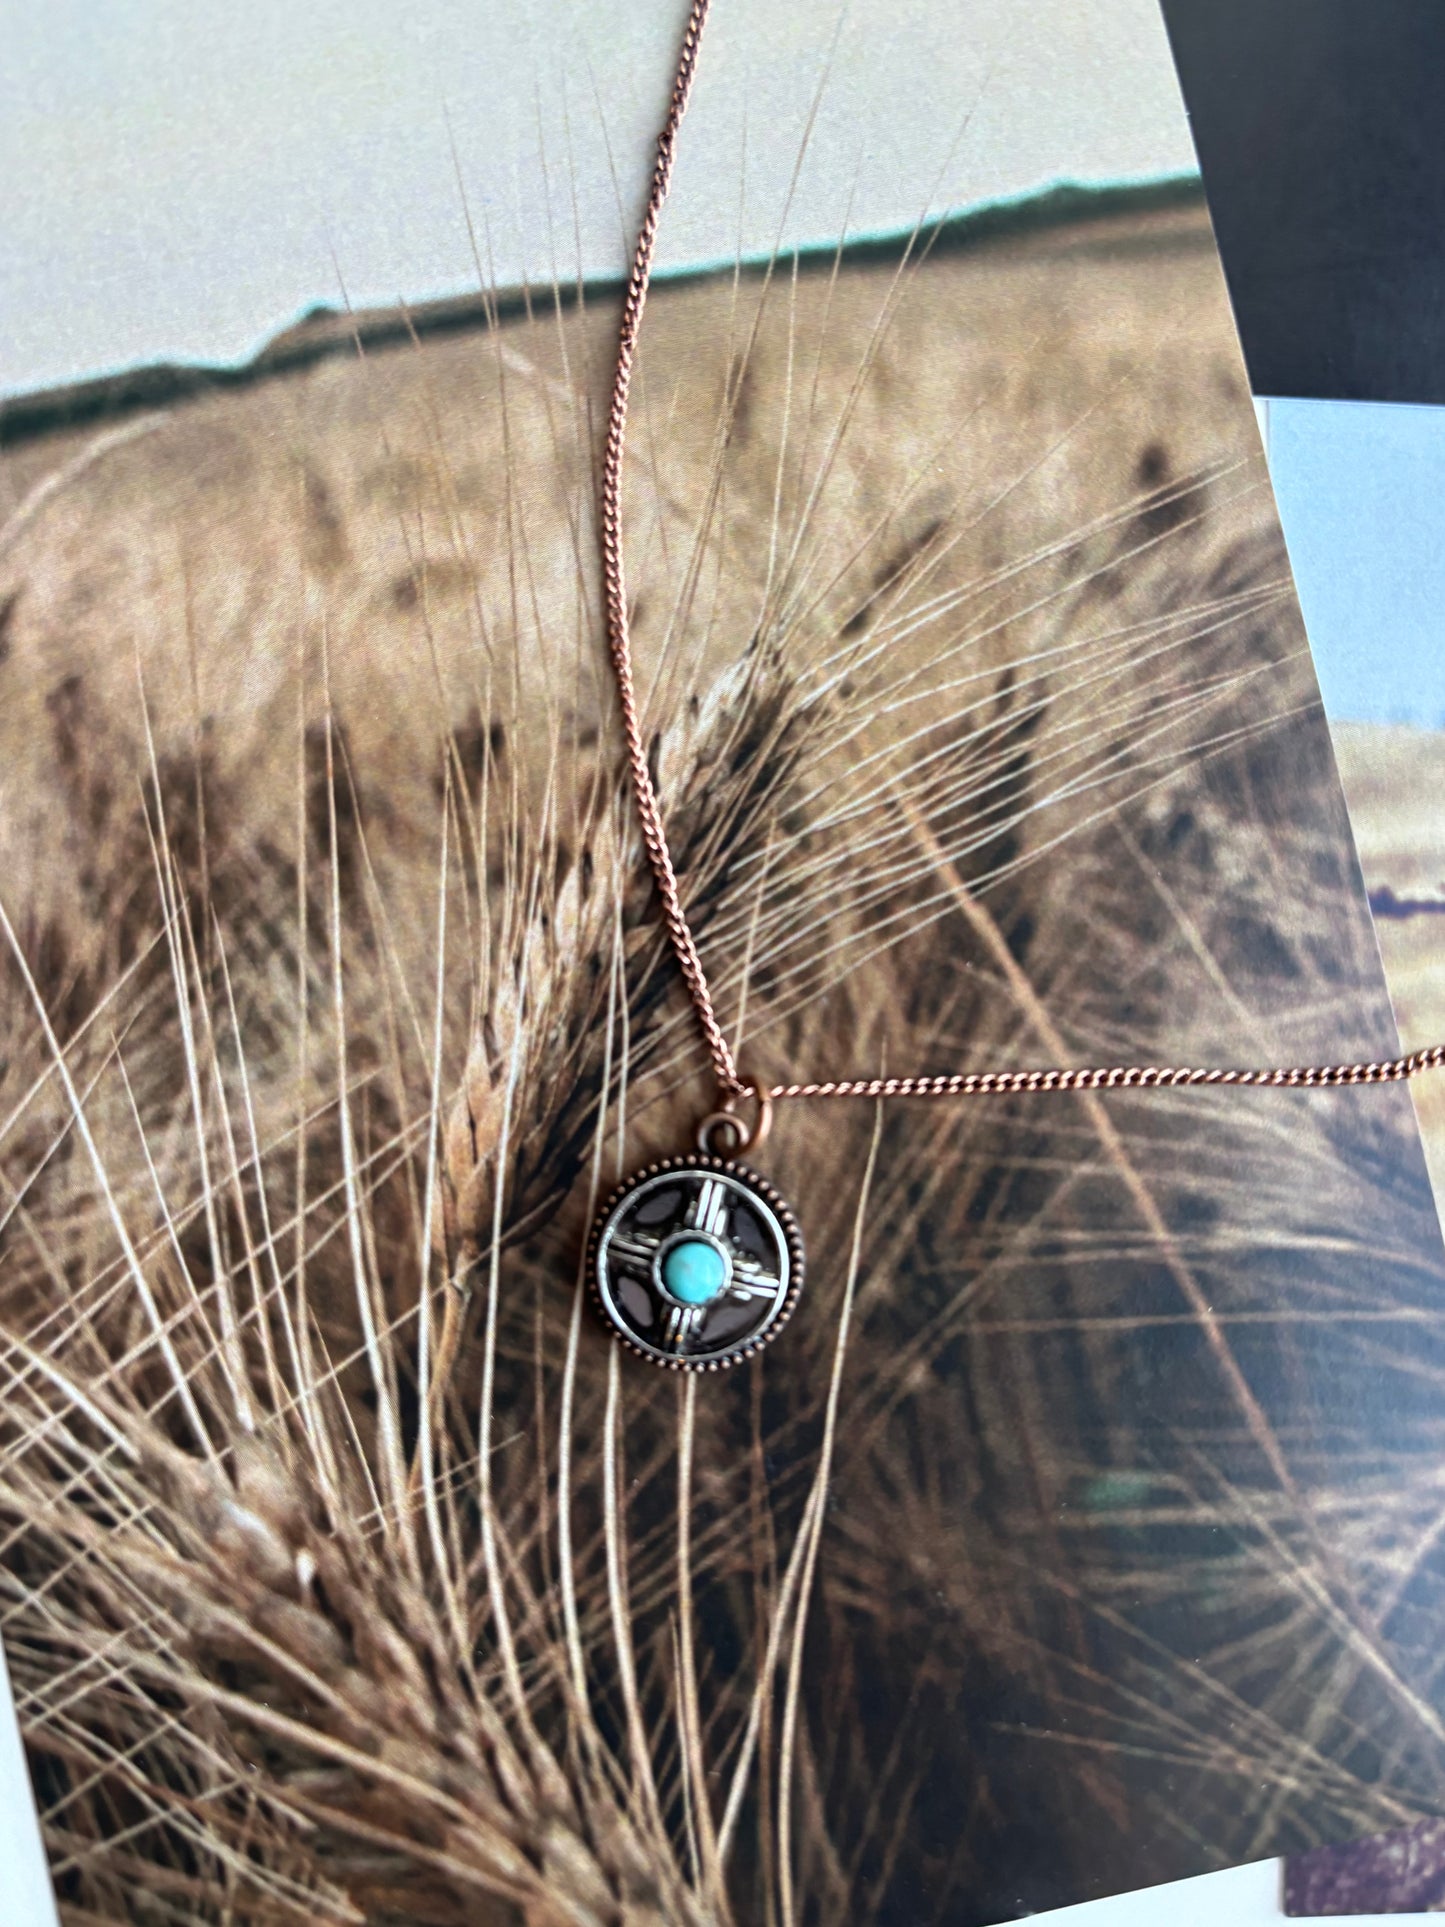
661,1238,729,1306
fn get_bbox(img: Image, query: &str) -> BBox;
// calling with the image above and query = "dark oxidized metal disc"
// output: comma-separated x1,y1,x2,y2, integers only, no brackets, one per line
587,1154,805,1370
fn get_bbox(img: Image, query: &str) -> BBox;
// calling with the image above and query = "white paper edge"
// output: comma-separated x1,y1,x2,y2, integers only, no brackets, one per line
0,1636,58,1925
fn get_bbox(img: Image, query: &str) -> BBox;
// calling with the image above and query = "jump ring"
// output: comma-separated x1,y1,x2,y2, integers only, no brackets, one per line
697,1111,748,1156
696,1078,773,1157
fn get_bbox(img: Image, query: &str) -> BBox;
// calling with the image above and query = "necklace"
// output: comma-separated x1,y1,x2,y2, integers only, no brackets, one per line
586,0,1445,1372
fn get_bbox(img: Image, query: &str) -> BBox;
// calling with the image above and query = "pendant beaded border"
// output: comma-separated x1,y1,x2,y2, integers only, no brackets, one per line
586,1153,806,1372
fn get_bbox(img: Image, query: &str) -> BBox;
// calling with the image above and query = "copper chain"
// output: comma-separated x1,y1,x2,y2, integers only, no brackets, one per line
599,0,744,1095
599,0,1443,1114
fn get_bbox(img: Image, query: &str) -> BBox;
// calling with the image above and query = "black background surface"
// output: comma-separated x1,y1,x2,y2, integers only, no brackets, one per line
1161,0,1445,401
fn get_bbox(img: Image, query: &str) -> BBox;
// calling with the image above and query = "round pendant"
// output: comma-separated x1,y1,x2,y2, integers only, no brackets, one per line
587,1154,805,1370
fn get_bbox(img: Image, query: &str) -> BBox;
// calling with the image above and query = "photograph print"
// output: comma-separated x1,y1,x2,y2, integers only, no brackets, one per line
3,1,1445,1921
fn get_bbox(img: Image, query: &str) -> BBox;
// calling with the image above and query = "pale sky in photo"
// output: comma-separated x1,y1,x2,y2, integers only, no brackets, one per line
0,0,1199,397
1264,398,1445,727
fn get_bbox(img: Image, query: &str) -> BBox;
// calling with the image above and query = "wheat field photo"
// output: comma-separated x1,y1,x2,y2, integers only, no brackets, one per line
1333,724,1445,1207
3,22,1445,1920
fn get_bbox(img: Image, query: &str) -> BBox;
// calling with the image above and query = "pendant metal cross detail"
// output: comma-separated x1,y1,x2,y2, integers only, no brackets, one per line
587,1155,805,1370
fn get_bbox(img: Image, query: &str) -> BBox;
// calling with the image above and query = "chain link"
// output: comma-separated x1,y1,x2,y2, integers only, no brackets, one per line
599,0,1444,1112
